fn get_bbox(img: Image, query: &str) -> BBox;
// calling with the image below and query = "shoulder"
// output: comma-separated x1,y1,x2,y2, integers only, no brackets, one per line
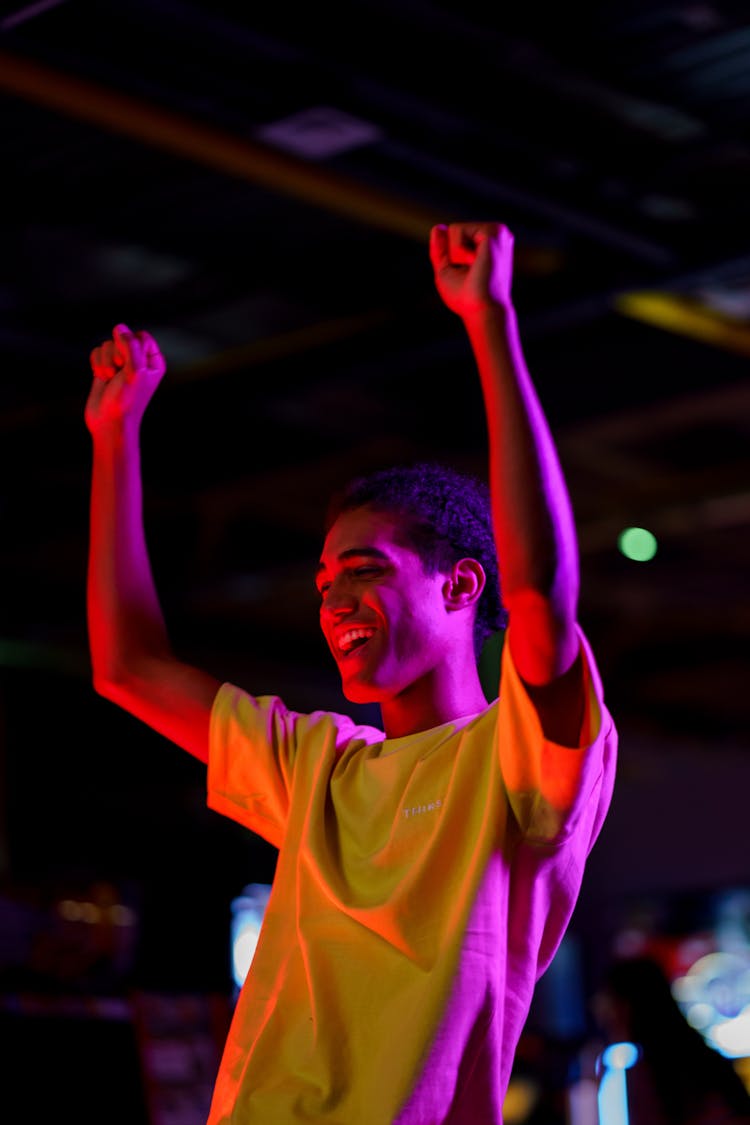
211,684,384,755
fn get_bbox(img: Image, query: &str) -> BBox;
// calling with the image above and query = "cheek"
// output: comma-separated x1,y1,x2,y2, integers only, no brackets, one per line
389,591,447,654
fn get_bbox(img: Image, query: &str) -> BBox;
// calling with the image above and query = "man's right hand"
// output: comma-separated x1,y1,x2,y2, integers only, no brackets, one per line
86,320,218,763
86,323,166,434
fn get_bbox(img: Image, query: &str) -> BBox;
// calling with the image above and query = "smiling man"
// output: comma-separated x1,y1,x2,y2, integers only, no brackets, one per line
86,221,617,1123
316,500,490,731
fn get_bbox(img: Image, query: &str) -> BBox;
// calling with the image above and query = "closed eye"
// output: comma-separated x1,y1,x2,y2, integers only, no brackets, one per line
316,564,384,598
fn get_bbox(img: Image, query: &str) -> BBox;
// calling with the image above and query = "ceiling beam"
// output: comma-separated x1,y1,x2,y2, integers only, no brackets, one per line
3,48,750,358
0,48,443,241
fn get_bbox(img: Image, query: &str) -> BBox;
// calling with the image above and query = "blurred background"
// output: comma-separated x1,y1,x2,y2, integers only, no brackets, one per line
1,1,749,1121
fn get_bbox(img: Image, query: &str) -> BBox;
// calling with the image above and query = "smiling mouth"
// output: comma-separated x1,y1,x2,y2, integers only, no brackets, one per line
337,627,376,655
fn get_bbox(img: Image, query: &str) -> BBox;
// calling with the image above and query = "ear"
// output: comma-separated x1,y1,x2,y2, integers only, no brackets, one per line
443,558,486,612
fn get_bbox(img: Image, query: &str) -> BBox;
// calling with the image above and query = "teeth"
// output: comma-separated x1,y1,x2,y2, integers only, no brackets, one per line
339,627,375,653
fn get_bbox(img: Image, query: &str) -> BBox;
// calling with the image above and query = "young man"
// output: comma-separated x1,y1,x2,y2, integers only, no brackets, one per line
86,221,617,1123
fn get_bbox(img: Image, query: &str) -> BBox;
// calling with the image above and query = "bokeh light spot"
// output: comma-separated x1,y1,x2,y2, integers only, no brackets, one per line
618,526,658,561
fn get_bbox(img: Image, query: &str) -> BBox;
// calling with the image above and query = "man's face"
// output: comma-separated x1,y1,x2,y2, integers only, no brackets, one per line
317,505,453,704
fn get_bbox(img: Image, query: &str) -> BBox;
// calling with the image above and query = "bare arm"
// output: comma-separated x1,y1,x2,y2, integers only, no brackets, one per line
86,324,220,762
430,223,583,743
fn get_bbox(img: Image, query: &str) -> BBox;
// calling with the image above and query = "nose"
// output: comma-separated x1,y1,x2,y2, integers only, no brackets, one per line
319,575,358,620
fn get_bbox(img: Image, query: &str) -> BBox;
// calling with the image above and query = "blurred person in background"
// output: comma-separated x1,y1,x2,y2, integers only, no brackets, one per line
592,955,750,1125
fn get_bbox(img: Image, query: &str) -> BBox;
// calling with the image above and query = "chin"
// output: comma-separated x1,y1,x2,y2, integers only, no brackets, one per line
338,668,392,705
341,681,383,705
340,668,409,706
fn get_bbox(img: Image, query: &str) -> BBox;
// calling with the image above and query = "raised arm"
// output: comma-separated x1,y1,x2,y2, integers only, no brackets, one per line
430,222,583,742
86,323,220,762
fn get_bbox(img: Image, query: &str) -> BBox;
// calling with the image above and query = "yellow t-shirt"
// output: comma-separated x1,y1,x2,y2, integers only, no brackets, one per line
206,627,617,1124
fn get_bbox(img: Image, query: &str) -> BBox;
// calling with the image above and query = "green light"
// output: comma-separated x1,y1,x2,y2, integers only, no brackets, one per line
618,526,658,562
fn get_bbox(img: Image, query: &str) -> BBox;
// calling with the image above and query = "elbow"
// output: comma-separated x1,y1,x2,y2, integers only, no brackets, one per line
90,646,144,704
504,586,580,684
502,541,579,614
91,664,130,705
91,667,151,721
92,669,116,700
504,581,577,633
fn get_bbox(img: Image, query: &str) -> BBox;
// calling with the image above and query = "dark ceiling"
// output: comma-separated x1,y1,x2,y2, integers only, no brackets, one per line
1,0,749,990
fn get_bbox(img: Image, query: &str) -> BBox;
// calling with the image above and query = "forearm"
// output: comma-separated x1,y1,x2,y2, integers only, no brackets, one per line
85,325,219,760
87,417,172,688
463,304,580,677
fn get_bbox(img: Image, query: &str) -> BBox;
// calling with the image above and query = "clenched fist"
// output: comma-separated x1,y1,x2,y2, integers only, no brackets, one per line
86,323,166,434
429,222,514,319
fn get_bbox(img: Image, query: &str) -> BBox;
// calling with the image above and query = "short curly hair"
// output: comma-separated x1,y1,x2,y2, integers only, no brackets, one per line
324,461,507,658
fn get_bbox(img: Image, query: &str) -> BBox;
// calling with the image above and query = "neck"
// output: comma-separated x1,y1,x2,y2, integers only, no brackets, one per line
379,664,489,740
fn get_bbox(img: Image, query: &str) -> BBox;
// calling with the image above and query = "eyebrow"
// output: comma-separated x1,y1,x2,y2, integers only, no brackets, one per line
316,546,390,576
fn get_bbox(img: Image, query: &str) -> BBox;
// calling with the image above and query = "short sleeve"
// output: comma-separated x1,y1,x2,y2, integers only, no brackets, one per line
207,685,300,848
498,625,617,844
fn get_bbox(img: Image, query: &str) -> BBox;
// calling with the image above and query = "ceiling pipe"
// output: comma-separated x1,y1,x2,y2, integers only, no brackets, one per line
0,48,443,242
2,48,749,356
